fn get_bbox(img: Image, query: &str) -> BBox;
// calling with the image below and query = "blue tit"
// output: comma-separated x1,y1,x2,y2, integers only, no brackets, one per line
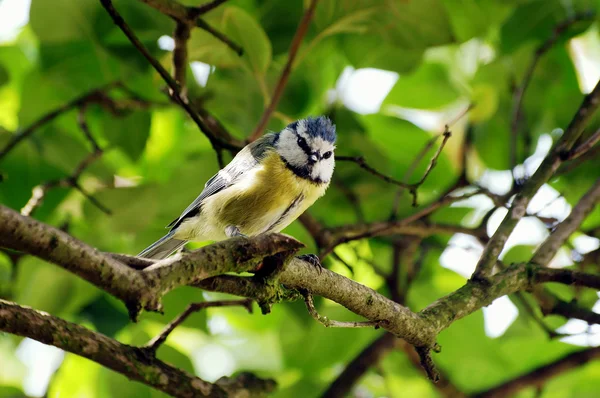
138,116,336,259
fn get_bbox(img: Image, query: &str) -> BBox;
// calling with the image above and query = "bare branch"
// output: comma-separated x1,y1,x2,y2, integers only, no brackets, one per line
190,0,230,16
320,334,396,398
138,0,242,55
0,299,274,398
302,291,385,329
100,0,241,154
248,0,320,141
338,128,451,207
145,299,253,354
0,84,114,161
532,178,600,266
195,19,244,55
20,107,108,217
473,79,600,279
563,127,600,161
172,22,191,99
473,347,600,398
323,219,486,257
415,346,440,382
510,12,596,172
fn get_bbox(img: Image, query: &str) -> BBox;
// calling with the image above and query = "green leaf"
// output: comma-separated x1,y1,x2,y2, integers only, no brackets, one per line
383,63,461,109
29,0,98,43
342,35,423,74
441,0,510,42
223,6,272,76
14,257,101,317
500,0,594,54
102,111,151,161
0,64,9,88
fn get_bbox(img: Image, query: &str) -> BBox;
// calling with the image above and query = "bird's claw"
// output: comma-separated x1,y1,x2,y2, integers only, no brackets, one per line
297,254,323,273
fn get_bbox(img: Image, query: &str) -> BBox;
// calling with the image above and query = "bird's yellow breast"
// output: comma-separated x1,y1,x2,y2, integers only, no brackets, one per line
217,150,328,235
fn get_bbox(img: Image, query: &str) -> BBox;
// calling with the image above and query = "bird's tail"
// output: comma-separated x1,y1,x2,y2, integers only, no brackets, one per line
138,233,187,260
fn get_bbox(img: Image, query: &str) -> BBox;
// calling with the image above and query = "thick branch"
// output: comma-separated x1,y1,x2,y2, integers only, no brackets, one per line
4,205,599,366
0,300,274,398
420,263,600,336
474,347,600,398
473,80,600,279
0,205,150,312
0,205,302,317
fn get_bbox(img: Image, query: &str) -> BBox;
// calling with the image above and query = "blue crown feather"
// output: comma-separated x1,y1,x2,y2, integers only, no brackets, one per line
287,116,336,143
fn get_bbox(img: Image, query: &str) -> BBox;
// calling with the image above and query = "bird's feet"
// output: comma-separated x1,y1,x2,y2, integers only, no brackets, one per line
297,254,323,273
225,225,247,238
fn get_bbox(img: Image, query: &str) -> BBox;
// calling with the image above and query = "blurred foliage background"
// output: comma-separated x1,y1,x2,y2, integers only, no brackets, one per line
1,0,600,397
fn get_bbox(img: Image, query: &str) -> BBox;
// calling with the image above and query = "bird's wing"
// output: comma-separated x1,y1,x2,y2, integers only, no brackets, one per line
167,133,277,230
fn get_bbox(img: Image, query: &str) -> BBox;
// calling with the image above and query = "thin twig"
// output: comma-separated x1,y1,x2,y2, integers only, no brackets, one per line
510,12,595,175
339,127,452,207
20,107,108,217
391,134,442,218
562,127,600,161
248,0,320,141
145,299,253,354
0,84,113,161
302,291,386,329
189,0,231,17
194,18,244,55
473,79,600,279
99,0,237,155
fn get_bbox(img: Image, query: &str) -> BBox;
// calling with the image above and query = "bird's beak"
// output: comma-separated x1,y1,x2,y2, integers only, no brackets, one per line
309,154,318,163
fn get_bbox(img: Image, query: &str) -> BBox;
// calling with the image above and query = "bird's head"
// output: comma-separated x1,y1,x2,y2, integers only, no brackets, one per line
275,116,336,184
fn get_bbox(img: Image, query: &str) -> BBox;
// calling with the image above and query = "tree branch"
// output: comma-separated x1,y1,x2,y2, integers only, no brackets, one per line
20,106,108,217
138,0,242,55
0,84,115,161
337,128,451,207
145,299,253,354
0,204,302,317
248,0,320,141
532,177,600,266
320,333,396,398
302,291,385,328
473,347,600,398
563,127,600,161
2,204,600,381
0,300,275,398
100,0,243,155
509,12,595,172
473,79,600,279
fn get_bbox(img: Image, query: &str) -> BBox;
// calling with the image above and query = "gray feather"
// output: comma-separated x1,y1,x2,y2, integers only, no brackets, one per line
138,233,187,259
167,134,277,230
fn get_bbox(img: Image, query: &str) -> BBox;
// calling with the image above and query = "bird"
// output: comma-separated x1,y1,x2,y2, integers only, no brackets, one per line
138,116,336,261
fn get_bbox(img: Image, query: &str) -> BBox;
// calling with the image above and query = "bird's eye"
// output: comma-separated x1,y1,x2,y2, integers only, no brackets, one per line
297,136,307,147
323,151,332,159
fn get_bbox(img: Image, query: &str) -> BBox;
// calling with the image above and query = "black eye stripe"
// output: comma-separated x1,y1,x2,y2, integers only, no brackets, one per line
296,134,312,155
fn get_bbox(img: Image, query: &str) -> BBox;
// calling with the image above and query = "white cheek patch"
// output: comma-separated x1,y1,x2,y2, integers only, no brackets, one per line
277,129,307,167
